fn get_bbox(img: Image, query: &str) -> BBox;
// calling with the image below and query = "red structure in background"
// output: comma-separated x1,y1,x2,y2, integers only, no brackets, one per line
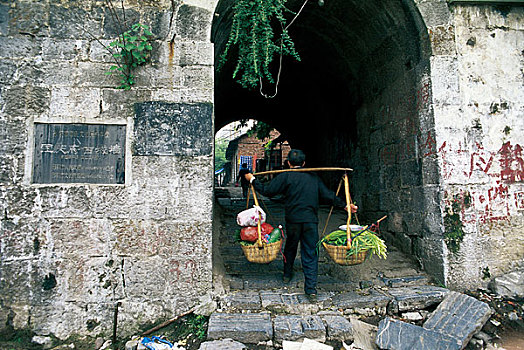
225,130,291,185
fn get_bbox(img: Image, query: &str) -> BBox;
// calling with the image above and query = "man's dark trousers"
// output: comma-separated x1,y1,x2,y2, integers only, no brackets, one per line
284,222,319,294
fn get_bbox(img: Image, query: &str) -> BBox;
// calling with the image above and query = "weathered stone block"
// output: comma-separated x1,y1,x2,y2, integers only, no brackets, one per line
42,38,89,61
429,25,456,56
423,291,493,348
179,41,213,66
207,313,273,344
175,5,211,41
0,259,37,304
0,36,40,59
376,317,462,350
181,65,213,89
386,285,449,313
199,339,247,350
8,1,48,36
140,9,171,40
430,56,460,106
489,270,524,298
322,315,353,342
274,315,326,344
102,8,140,38
332,290,391,311
350,317,379,350
88,39,116,63
49,5,103,39
221,291,261,310
49,88,102,118
101,88,152,118
133,101,213,156
0,3,8,36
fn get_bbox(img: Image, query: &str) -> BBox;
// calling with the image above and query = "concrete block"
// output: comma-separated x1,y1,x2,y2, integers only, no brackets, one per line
207,313,273,344
274,315,326,344
376,317,462,350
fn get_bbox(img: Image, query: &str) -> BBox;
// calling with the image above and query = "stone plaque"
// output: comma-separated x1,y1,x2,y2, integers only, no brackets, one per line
33,123,126,184
133,102,213,156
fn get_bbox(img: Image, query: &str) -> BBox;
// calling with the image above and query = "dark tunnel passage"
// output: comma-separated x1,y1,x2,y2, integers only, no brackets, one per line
212,0,444,280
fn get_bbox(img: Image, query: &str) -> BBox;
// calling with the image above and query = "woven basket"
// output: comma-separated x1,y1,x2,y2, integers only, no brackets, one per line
323,242,368,266
241,239,282,264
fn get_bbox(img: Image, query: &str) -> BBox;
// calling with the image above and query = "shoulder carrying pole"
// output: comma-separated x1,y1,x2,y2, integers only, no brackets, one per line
249,184,263,248
343,174,352,248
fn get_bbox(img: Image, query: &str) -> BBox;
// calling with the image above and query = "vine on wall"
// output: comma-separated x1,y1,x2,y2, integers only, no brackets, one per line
106,23,154,90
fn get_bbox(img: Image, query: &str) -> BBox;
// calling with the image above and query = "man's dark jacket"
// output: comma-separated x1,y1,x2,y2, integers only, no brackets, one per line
252,170,346,223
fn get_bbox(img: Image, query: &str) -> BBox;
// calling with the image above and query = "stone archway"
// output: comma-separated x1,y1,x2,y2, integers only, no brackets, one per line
211,0,445,283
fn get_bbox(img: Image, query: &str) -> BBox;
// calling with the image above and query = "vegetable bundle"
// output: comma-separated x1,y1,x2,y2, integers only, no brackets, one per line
237,224,282,246
319,229,387,259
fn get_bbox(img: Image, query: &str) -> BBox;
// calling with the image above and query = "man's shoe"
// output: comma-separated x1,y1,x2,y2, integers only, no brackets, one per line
306,293,318,303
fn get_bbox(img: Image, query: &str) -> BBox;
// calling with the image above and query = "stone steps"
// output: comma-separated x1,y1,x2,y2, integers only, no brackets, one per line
208,284,450,346
210,194,447,347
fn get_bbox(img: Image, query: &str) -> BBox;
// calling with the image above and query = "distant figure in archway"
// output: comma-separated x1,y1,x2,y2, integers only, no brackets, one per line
236,163,251,198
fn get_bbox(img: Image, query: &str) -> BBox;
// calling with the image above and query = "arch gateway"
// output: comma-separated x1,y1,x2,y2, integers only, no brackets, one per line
0,0,522,340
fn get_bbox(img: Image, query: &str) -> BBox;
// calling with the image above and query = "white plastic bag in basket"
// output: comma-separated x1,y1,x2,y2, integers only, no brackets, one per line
236,206,266,227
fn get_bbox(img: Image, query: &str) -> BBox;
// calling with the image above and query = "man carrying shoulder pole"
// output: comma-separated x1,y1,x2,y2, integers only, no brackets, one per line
244,149,358,301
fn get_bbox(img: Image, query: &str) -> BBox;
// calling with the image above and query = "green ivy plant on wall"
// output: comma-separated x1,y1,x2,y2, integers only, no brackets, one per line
106,23,154,90
218,0,307,97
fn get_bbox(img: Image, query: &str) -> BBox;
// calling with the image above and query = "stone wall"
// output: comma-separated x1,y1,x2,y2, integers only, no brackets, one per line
0,0,214,340
433,4,524,290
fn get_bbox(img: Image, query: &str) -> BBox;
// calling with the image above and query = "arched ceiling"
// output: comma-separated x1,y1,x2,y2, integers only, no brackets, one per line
212,0,429,164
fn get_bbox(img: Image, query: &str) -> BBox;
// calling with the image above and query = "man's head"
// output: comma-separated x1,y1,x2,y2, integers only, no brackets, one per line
287,149,306,167
242,163,248,168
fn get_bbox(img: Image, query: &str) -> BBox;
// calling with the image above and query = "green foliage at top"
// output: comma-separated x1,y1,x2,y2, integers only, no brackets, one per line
247,121,274,140
215,138,229,171
218,0,300,89
106,23,154,90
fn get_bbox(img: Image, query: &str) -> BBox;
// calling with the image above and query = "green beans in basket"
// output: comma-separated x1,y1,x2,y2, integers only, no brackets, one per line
318,229,387,259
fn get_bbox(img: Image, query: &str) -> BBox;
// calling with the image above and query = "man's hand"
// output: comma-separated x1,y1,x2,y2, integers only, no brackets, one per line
244,173,254,183
345,204,358,213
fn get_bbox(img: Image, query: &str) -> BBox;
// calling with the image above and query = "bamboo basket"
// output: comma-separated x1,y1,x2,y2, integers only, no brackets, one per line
323,243,368,265
240,185,282,264
242,239,282,264
323,174,368,266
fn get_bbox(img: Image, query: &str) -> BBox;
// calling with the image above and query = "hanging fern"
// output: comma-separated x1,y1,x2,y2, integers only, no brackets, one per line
218,0,301,90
